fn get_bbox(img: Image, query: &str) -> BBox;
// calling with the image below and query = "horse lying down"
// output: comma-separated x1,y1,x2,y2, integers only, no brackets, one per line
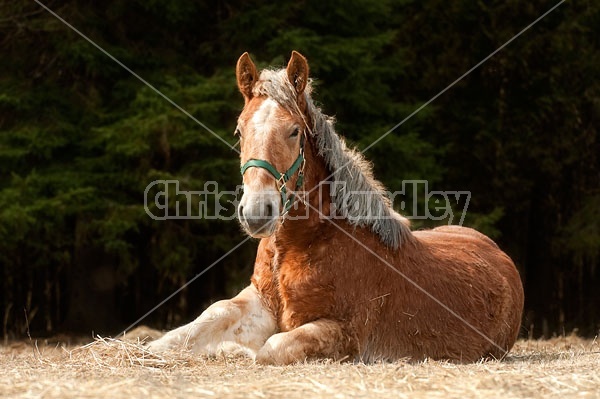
147,51,524,365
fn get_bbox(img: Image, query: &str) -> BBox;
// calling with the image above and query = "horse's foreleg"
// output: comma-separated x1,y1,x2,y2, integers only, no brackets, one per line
146,285,276,357
255,319,356,365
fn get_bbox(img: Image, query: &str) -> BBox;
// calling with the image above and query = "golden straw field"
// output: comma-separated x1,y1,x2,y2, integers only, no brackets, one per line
1,328,599,399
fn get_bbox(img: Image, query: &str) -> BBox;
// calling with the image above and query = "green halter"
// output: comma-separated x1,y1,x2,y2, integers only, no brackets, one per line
240,135,305,215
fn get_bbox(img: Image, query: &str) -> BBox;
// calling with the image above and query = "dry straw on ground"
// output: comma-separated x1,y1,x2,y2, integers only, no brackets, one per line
1,327,598,399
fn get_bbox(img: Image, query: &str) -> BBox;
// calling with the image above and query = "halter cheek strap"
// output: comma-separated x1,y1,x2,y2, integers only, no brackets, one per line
240,135,305,215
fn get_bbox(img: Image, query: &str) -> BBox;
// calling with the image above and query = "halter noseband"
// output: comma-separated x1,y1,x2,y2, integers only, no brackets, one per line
240,135,305,215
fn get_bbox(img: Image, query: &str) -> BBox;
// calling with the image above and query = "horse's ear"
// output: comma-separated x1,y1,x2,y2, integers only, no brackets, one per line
286,50,309,95
236,52,258,102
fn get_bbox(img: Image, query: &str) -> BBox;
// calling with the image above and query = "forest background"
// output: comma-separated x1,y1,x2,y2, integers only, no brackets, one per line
1,0,598,339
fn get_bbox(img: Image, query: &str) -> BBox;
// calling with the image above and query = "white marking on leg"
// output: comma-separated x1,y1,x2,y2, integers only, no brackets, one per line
147,285,277,358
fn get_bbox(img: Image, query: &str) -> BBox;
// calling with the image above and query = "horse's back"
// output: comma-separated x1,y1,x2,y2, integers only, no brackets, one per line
413,226,520,288
429,225,498,248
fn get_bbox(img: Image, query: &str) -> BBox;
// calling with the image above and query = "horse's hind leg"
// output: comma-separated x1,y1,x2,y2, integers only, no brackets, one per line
255,319,357,365
146,285,277,358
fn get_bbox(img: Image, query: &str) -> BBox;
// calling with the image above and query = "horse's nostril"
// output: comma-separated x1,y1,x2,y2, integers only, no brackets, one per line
238,205,245,221
265,204,273,217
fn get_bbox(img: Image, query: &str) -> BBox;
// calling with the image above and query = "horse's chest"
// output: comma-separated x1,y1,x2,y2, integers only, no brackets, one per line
274,249,334,331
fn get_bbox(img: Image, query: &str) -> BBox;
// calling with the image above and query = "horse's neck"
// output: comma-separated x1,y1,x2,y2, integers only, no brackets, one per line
276,139,331,241
306,145,331,213
277,128,414,251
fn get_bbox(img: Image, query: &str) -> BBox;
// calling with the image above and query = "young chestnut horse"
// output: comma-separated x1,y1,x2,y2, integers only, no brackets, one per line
147,51,524,364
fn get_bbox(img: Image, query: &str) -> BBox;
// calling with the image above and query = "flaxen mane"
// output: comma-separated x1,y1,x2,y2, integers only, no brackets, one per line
253,69,412,249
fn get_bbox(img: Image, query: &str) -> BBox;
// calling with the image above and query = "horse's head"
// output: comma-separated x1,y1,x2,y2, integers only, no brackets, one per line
235,51,310,238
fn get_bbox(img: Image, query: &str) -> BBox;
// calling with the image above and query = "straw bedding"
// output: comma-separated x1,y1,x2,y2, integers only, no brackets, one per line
1,327,598,399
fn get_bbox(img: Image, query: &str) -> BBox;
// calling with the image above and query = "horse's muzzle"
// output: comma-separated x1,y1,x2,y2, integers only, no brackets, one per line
238,190,280,237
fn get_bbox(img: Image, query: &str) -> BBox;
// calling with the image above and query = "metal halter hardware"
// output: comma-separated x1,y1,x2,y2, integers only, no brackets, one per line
240,135,305,216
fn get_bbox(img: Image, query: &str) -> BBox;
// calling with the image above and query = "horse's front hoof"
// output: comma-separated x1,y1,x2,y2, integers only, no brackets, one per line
145,337,174,353
255,333,306,365
255,349,276,365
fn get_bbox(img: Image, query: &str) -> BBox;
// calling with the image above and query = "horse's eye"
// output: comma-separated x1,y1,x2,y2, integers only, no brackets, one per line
289,127,300,138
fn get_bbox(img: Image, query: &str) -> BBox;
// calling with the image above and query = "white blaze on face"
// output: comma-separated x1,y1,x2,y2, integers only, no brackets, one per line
239,97,283,236
251,98,279,148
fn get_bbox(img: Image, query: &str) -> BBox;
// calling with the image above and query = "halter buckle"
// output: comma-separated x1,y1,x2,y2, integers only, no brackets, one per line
277,173,287,188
